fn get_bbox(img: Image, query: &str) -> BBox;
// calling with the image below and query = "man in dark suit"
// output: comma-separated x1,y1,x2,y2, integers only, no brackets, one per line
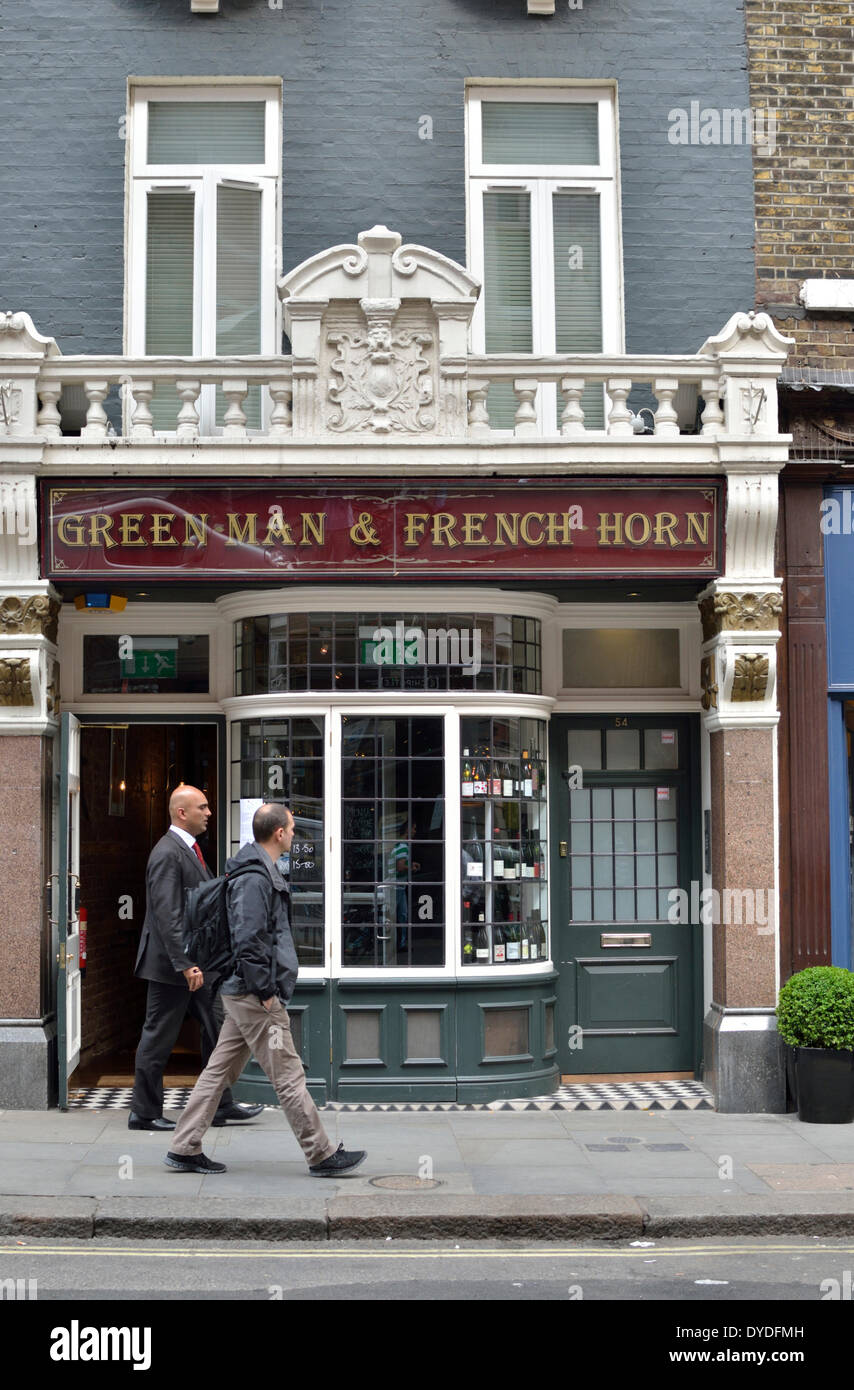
129,784,263,1131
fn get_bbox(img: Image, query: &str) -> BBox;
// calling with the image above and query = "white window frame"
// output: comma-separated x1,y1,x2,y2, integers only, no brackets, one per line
126,83,281,434
466,84,624,433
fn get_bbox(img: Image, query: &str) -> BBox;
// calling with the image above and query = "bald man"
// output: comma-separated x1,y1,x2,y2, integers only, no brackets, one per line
129,786,262,1130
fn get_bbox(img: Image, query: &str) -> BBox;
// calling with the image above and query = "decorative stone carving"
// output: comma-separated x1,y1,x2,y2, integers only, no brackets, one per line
701,655,719,711
0,594,60,644
0,657,33,706
0,381,23,429
0,311,59,358
46,661,60,717
731,653,770,703
699,590,783,642
327,302,434,434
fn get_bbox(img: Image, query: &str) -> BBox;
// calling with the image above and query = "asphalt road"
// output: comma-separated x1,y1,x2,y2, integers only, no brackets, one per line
3,1235,854,1301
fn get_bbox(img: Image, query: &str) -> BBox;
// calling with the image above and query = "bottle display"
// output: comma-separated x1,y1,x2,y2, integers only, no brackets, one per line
459,716,548,967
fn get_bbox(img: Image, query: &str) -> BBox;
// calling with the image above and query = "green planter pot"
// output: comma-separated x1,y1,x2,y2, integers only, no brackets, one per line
795,1047,854,1124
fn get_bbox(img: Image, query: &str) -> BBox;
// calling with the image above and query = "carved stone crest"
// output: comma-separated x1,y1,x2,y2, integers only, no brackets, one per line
0,657,33,706
731,652,770,703
327,301,435,434
0,594,60,644
699,590,783,642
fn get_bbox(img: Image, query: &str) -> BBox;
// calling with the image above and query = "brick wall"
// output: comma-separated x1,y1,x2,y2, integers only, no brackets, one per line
0,0,756,356
746,0,854,367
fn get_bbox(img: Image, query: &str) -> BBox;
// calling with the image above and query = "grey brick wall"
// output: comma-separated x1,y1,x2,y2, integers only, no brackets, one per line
0,0,754,355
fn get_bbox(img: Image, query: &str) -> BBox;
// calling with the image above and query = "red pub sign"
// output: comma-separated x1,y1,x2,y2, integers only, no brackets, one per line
42,481,722,580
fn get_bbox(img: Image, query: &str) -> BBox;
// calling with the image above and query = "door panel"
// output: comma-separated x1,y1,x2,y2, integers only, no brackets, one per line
57,712,82,1106
551,714,701,1076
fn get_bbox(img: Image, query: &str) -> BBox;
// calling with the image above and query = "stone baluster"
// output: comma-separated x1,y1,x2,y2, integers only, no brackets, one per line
129,380,155,441
560,377,586,437
36,383,63,441
175,379,201,442
467,381,491,438
653,377,680,438
700,375,726,435
268,380,293,438
80,381,110,441
605,378,634,436
513,379,539,438
222,379,249,439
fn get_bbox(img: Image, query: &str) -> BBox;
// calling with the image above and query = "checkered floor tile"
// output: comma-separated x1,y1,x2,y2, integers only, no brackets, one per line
68,1080,714,1113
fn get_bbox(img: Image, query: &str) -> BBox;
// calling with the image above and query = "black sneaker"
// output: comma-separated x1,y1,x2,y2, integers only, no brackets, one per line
309,1143,367,1177
164,1151,227,1174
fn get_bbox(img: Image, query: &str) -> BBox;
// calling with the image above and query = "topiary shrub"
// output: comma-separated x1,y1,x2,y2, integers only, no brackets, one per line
777,966,854,1051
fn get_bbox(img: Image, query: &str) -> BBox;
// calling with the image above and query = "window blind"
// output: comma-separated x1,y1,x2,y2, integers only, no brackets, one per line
482,102,599,166
147,101,266,165
553,191,604,428
215,183,263,429
484,190,532,429
146,189,195,428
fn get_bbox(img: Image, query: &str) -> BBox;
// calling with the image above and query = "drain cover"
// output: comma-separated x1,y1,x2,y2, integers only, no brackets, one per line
369,1175,443,1191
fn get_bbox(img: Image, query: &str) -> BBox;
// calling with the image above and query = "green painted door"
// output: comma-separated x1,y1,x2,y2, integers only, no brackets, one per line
550,715,702,1076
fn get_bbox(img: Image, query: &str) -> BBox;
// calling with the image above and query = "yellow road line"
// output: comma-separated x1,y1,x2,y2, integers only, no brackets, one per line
0,1243,850,1261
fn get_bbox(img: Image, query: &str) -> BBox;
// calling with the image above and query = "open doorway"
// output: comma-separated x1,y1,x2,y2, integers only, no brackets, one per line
70,721,219,1091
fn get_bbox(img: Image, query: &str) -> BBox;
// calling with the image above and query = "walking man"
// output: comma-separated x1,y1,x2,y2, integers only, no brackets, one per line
165,803,366,1177
129,785,263,1131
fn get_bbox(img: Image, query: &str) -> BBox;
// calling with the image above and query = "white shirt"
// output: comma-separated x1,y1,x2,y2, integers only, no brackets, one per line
169,825,198,851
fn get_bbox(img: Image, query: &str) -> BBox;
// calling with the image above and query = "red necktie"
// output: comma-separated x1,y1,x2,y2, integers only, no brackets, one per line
192,842,206,870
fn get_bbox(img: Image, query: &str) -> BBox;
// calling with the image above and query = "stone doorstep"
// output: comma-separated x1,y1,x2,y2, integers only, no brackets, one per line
5,1192,854,1241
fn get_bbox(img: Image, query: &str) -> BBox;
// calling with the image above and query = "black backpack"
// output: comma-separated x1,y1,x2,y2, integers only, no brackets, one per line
183,862,269,978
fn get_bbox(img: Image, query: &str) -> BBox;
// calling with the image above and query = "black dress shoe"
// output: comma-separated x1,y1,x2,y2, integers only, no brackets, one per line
211,1102,264,1126
164,1151,226,1174
128,1112,176,1131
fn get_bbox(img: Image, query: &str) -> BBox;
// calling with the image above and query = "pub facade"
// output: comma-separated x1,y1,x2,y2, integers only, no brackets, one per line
0,0,793,1112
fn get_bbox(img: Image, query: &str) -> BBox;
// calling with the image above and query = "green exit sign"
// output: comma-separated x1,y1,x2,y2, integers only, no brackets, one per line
121,647,178,679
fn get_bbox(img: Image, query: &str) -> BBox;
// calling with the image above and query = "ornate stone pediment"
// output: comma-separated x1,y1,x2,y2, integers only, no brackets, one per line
279,225,479,438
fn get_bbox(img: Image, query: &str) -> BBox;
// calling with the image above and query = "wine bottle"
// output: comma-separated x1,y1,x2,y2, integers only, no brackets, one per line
532,837,541,879
522,833,535,879
462,751,473,797
492,840,505,879
535,919,547,959
491,761,501,797
529,921,538,961
473,759,488,797
531,756,539,795
492,921,506,963
502,761,514,798
521,750,533,798
462,926,475,965
505,919,521,961
465,819,484,879
476,922,490,963
521,924,531,960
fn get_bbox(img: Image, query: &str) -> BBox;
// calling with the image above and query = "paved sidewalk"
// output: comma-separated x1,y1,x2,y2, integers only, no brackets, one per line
2,1105,854,1240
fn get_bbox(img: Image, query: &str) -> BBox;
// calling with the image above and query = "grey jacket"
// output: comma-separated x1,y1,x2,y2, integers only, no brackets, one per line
220,841,299,1003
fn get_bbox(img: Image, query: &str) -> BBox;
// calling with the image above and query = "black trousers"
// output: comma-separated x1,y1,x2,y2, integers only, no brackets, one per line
131,979,235,1119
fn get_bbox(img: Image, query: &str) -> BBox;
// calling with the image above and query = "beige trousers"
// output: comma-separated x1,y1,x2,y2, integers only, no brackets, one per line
170,994,335,1168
